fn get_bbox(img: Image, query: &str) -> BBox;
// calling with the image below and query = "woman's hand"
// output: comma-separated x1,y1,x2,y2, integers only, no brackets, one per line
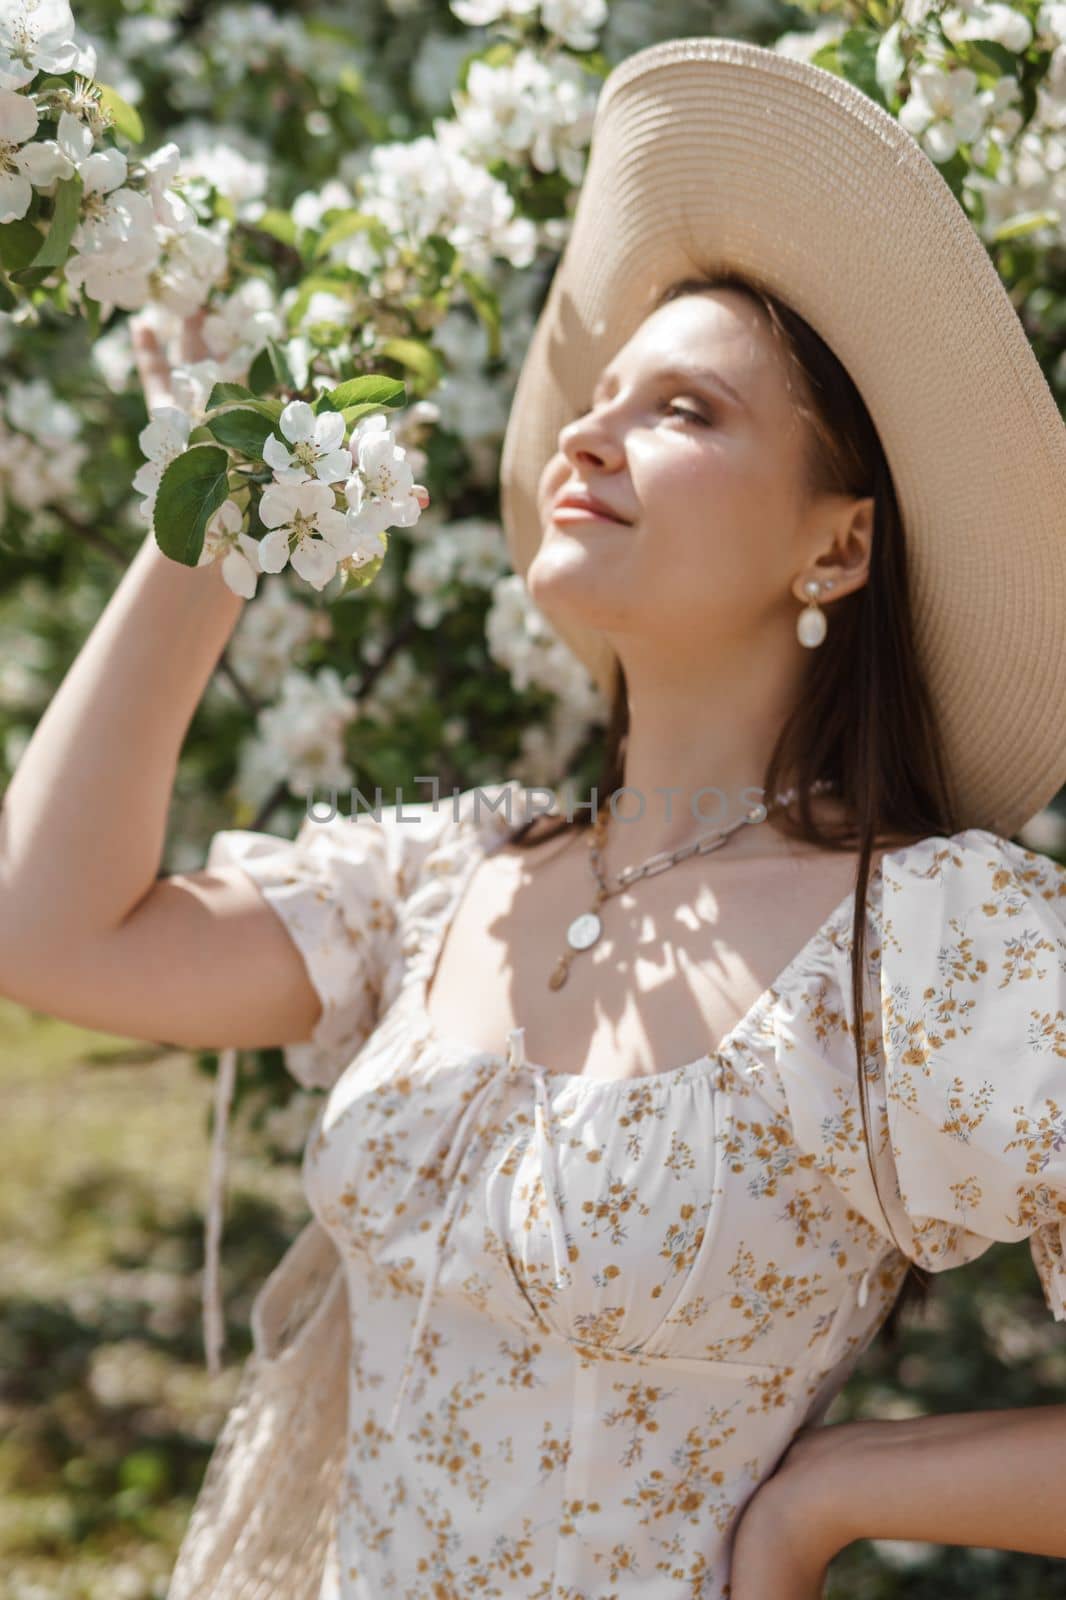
728,1421,866,1600
129,308,211,414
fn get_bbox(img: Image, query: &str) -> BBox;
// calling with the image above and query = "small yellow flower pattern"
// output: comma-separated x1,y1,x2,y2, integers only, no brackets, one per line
207,781,1066,1599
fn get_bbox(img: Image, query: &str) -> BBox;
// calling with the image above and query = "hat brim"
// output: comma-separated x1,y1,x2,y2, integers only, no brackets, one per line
499,36,1066,838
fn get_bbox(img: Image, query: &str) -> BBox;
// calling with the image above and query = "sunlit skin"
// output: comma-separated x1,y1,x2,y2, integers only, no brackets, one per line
531,290,1066,1591
532,288,875,868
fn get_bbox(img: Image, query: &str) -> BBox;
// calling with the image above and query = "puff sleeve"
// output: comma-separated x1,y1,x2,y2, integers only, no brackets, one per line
207,805,410,1092
769,828,1066,1321
198,791,461,1375
875,829,1066,1317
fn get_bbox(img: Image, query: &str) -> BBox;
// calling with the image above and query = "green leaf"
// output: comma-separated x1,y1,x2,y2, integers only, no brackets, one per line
458,271,501,362
337,548,387,597
313,209,392,262
248,338,295,396
341,401,391,426
963,40,1017,78
254,208,300,247
378,336,444,388
326,375,406,410
0,275,14,312
96,82,145,144
992,209,1060,242
205,406,276,458
153,445,230,566
0,219,44,273
10,174,83,279
205,385,282,421
422,233,457,284
206,382,256,410
836,29,886,108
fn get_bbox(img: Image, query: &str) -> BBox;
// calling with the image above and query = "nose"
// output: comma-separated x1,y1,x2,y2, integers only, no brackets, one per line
557,403,624,472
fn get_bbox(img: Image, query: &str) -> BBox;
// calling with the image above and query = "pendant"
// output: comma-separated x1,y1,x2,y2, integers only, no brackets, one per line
566,910,602,950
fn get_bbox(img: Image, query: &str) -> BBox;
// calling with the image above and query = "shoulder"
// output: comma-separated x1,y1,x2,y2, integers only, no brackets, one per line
876,827,1066,966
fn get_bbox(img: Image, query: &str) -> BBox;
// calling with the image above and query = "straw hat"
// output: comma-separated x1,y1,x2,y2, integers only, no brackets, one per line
498,36,1066,839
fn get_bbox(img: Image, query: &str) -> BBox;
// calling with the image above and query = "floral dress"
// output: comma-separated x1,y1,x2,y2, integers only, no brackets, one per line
186,778,1066,1600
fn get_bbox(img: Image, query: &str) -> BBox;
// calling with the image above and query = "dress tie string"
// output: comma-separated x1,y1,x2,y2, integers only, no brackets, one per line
386,1026,569,1438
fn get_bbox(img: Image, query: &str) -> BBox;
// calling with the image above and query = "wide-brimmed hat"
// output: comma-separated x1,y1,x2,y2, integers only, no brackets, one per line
498,36,1066,839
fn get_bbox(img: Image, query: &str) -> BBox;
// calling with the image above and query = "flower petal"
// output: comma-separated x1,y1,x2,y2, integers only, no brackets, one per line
279,399,315,444
291,535,340,590
257,527,292,572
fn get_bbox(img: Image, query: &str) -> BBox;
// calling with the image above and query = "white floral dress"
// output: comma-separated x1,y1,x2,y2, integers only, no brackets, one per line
197,779,1066,1600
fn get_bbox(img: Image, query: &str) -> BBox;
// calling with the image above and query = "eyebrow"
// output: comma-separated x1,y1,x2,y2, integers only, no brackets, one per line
592,362,749,413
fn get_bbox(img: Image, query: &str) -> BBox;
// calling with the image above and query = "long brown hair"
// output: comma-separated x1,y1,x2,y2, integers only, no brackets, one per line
502,264,965,1344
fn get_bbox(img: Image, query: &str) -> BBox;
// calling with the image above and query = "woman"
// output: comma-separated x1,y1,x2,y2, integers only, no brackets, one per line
2,35,1065,1600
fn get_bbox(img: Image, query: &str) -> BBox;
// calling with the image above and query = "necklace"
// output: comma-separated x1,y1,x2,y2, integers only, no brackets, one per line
547,779,836,991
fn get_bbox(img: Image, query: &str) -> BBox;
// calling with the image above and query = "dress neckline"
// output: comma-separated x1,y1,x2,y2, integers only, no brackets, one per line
410,807,890,1094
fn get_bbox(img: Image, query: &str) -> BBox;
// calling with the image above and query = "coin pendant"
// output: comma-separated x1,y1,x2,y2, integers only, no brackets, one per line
566,911,602,950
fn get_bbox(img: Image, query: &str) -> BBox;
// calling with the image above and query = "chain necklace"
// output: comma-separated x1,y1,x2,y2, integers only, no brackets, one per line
547,779,836,991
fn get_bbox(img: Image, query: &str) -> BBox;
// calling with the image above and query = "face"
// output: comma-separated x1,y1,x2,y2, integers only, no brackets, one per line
530,288,872,673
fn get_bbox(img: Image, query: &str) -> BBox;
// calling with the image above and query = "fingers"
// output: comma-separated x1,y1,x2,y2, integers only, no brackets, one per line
179,307,210,365
130,317,175,413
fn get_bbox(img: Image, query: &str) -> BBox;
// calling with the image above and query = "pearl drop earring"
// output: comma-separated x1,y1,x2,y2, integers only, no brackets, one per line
797,577,831,648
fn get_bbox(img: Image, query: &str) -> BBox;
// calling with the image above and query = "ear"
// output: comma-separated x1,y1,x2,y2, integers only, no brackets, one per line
793,494,875,603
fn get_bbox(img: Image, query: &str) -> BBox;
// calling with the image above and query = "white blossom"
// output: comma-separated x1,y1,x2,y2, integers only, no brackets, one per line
18,108,127,197
405,516,508,625
228,579,331,698
452,0,539,23
132,404,192,521
136,141,195,232
485,571,607,714
152,219,230,318
296,289,353,332
940,2,1034,53
345,414,425,530
355,128,537,272
6,377,81,444
0,0,79,91
540,0,608,51
264,401,353,486
198,276,283,379
240,666,358,801
164,120,269,221
196,498,262,599
898,63,988,161
290,176,357,233
1036,2,1066,48
451,50,598,183
65,185,162,312
0,85,39,222
257,478,357,589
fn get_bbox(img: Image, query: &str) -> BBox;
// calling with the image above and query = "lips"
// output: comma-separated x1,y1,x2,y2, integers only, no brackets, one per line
551,487,630,524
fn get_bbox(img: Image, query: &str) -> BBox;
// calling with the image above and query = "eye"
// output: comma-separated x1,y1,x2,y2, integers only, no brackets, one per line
661,401,710,425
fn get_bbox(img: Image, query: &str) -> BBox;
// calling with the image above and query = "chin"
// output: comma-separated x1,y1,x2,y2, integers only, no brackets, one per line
526,541,622,632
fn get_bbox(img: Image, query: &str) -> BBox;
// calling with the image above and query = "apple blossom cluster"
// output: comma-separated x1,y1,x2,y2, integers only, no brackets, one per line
0,0,227,317
137,392,429,602
0,377,87,520
775,0,1066,251
314,127,539,285
450,49,599,185
237,665,358,803
450,0,609,53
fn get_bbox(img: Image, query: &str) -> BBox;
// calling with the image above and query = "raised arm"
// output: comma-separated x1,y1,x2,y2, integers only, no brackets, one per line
0,317,324,1052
